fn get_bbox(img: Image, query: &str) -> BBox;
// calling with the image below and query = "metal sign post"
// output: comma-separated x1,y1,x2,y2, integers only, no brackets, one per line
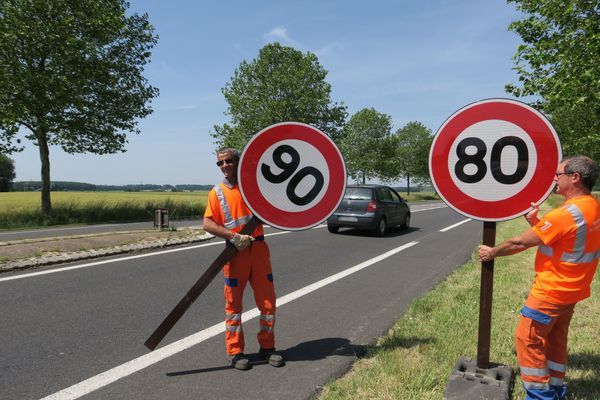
477,221,496,369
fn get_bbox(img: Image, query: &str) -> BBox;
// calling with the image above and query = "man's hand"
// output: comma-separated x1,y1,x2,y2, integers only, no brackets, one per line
230,233,254,251
478,245,494,262
525,202,540,226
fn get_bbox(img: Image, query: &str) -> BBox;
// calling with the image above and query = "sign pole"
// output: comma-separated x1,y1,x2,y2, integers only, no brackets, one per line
476,221,496,369
144,217,261,351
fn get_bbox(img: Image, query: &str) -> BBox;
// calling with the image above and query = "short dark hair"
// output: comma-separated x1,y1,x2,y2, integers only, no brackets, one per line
216,147,240,161
563,155,599,192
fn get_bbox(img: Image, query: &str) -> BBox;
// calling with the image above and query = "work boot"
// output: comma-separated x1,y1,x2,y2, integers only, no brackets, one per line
259,348,285,367
228,353,251,371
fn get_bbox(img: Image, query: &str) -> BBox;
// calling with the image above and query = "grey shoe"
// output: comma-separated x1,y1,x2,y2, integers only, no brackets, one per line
259,348,285,367
228,353,251,370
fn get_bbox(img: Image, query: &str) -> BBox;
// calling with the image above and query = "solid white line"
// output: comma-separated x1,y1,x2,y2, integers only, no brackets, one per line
439,218,472,232
0,231,290,283
39,241,419,400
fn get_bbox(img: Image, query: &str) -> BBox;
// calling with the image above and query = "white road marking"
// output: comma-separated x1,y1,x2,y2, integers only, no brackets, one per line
39,241,419,400
439,218,472,232
411,205,447,212
0,230,290,283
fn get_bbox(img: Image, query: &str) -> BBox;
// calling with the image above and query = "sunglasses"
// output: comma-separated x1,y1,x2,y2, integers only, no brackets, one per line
216,158,234,167
555,172,573,178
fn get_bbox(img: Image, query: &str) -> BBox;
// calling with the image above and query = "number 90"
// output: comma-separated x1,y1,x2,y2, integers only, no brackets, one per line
261,145,325,205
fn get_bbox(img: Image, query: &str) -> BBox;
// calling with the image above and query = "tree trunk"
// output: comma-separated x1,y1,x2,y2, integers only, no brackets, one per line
407,175,411,196
37,129,52,214
362,171,366,185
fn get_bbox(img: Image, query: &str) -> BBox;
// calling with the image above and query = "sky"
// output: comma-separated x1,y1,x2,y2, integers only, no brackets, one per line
11,0,528,186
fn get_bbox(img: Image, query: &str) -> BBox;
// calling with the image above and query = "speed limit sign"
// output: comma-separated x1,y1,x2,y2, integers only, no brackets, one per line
429,98,562,221
239,122,347,230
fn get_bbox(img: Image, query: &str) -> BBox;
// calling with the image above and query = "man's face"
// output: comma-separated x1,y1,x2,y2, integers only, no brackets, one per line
554,161,573,196
216,152,237,181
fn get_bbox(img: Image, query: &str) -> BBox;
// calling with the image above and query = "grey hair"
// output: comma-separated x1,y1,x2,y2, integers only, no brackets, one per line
563,155,599,192
216,147,240,161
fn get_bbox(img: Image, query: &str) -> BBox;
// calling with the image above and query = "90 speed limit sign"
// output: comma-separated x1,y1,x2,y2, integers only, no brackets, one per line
239,122,347,230
429,98,562,221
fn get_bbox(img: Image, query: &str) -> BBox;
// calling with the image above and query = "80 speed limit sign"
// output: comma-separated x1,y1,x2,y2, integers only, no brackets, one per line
239,122,347,230
429,98,562,221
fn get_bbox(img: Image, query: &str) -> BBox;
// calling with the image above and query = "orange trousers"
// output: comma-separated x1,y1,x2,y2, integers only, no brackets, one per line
223,240,276,355
515,295,574,400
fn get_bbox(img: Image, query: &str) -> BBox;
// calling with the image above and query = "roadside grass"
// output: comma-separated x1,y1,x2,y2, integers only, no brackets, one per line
400,191,440,201
319,195,600,400
0,191,208,229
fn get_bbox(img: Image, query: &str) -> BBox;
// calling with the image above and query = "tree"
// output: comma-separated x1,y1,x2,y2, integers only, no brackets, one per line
0,154,16,192
339,108,395,184
393,121,433,195
506,0,600,161
212,43,347,150
0,0,159,213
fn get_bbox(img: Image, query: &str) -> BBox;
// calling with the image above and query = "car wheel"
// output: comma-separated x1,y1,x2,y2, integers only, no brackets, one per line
327,225,339,233
375,217,387,237
402,213,410,229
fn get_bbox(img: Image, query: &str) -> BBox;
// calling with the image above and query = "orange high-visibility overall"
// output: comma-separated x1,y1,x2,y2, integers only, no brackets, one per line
515,195,599,400
204,180,276,356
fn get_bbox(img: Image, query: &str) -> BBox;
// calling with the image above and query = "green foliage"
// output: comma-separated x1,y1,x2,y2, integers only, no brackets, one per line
212,42,347,150
339,108,394,184
0,153,16,192
506,0,600,161
393,121,434,192
0,0,159,211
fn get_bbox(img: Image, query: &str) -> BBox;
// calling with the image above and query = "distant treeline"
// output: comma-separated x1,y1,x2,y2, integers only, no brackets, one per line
11,181,213,192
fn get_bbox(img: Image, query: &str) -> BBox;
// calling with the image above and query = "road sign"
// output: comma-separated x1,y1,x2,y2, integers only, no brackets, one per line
239,122,347,230
429,98,562,221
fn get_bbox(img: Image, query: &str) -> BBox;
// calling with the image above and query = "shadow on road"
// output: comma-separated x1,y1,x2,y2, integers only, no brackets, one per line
165,337,365,377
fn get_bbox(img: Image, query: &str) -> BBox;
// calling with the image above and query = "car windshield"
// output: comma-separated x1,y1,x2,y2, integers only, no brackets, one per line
343,187,373,200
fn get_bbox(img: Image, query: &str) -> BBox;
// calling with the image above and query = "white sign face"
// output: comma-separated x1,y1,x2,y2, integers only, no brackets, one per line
448,119,537,201
429,98,562,222
256,139,330,213
239,122,347,230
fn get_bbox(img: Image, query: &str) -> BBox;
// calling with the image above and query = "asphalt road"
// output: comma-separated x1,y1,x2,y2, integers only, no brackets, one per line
0,202,481,400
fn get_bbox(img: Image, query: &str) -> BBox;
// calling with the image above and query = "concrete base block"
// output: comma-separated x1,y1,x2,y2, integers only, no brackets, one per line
444,356,514,400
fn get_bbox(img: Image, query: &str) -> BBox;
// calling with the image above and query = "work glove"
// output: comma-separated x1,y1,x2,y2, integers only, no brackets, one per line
230,233,254,251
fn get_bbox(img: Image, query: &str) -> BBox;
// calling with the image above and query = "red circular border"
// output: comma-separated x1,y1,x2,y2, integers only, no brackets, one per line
239,122,347,230
429,99,561,221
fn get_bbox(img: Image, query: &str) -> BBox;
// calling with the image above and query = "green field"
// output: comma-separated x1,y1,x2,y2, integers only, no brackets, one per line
0,191,209,229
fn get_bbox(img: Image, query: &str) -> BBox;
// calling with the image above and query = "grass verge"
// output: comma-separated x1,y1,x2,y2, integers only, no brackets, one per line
319,195,600,400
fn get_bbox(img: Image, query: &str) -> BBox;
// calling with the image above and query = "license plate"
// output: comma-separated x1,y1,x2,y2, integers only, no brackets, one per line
338,216,357,222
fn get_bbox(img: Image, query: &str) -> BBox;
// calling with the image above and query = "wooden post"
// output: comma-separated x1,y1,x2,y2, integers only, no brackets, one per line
144,217,261,351
477,221,496,369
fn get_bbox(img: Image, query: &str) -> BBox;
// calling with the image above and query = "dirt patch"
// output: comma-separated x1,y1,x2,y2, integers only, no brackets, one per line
0,229,207,262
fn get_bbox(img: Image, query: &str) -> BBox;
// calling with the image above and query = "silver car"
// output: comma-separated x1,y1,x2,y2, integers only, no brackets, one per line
326,185,411,236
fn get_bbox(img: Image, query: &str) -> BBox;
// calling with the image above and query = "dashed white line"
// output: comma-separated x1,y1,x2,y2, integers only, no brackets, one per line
439,218,472,232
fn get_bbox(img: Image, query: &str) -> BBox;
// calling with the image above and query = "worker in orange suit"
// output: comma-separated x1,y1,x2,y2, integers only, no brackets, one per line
203,147,284,371
478,155,599,400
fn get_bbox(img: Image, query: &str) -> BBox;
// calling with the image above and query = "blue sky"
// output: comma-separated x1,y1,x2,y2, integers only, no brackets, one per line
12,0,526,186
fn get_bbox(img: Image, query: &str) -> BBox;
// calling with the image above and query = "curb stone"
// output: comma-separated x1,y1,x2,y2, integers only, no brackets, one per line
0,232,215,273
